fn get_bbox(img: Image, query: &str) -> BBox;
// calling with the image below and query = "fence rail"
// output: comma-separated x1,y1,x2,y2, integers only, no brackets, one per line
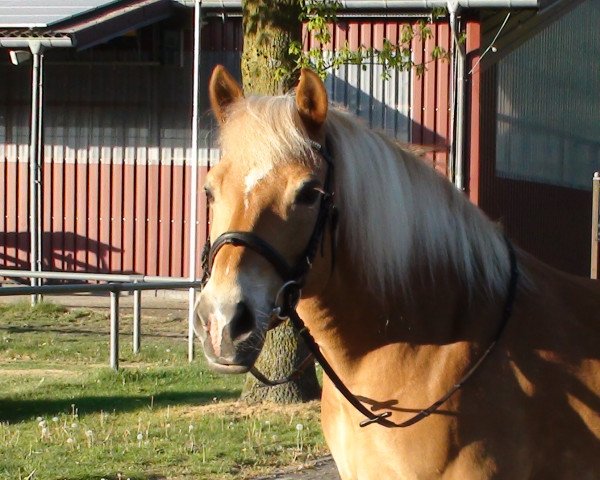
0,272,201,370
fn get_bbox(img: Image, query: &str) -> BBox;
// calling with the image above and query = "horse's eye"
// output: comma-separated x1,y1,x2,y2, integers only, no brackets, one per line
294,182,321,206
204,186,214,204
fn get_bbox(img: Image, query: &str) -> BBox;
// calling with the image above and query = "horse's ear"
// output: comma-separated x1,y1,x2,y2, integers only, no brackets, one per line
295,68,328,132
209,65,243,123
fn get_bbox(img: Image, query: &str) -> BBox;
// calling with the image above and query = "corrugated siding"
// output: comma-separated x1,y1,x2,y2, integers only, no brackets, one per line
305,19,451,172
0,61,209,277
313,20,412,141
479,0,599,276
0,65,31,271
495,0,600,190
0,15,453,277
410,21,451,173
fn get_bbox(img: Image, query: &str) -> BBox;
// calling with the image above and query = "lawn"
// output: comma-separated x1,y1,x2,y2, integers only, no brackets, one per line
0,301,327,480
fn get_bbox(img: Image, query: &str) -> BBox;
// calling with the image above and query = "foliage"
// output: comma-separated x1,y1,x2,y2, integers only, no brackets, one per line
277,0,453,81
0,302,326,479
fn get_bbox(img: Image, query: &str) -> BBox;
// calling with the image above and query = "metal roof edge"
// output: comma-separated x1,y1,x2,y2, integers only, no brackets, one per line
0,35,75,48
175,0,539,9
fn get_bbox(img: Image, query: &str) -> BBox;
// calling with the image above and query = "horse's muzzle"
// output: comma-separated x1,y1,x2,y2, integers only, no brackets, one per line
194,294,264,374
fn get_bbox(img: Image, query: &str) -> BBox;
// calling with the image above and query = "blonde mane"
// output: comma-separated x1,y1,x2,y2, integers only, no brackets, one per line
219,95,510,300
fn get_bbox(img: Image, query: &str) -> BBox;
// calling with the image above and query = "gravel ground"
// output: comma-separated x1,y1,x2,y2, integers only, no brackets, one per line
253,456,340,480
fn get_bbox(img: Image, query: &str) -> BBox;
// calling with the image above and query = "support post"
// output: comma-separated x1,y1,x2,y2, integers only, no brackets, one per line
188,0,203,362
592,172,600,279
28,40,44,305
133,283,141,354
110,289,120,371
448,1,466,191
36,48,44,301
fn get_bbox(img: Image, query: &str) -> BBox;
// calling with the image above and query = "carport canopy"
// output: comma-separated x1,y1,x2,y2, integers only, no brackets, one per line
0,0,175,50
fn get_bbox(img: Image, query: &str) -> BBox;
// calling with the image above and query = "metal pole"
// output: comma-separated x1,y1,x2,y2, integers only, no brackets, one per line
448,2,466,191
110,290,120,371
188,0,203,362
591,172,600,279
28,41,43,306
0,280,201,296
133,283,141,353
36,48,44,300
0,269,185,283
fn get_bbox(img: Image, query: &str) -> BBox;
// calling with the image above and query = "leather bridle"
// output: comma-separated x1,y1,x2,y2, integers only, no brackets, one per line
200,139,520,428
201,139,337,332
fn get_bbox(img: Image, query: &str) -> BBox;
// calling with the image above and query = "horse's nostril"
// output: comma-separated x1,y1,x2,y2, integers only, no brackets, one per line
229,301,255,342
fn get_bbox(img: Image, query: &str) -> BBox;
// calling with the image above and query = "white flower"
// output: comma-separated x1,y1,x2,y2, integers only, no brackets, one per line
38,420,47,428
188,424,194,432
52,417,59,422
85,430,93,437
296,423,304,431
41,427,49,436
71,423,78,429
36,416,43,422
66,437,74,444
136,433,143,441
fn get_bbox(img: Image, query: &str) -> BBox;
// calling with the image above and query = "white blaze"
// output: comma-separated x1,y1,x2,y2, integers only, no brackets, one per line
243,165,273,209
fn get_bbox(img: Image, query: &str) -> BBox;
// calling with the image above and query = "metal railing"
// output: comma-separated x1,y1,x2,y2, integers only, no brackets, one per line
592,172,600,280
0,270,201,371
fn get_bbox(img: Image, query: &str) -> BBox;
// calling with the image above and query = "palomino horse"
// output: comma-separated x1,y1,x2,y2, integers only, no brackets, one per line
194,65,600,479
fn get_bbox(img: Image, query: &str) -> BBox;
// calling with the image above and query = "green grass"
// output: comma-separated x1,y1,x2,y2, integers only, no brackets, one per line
0,301,327,480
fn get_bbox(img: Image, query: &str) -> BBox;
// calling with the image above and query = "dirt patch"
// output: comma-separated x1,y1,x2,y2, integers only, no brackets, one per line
0,367,85,378
182,400,322,418
251,455,340,480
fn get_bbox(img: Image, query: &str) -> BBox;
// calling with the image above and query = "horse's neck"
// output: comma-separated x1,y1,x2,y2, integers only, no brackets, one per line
299,247,501,375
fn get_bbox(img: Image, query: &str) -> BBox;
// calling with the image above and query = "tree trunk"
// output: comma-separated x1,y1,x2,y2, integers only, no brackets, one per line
241,320,321,403
240,0,321,403
241,0,302,94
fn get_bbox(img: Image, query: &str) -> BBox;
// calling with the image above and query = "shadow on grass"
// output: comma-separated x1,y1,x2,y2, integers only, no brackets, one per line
0,388,240,423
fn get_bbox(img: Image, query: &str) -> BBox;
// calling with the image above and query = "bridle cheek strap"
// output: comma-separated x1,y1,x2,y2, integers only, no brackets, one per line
201,139,336,293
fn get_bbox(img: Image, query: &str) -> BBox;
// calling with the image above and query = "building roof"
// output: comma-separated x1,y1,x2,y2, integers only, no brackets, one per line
0,0,174,50
0,0,125,28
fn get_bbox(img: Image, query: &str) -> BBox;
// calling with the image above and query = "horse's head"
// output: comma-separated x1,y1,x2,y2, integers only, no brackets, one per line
194,65,333,373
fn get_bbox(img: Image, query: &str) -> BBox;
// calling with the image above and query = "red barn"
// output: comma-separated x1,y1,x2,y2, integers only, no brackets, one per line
0,0,597,279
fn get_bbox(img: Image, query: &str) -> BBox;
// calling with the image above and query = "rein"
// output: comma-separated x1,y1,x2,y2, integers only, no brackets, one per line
290,239,519,428
201,140,520,428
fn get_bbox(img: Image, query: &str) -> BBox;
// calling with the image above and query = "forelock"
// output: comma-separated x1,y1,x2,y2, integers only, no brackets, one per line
219,95,319,168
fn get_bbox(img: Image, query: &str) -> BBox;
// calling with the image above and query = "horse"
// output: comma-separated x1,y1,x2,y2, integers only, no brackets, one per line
194,65,600,479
